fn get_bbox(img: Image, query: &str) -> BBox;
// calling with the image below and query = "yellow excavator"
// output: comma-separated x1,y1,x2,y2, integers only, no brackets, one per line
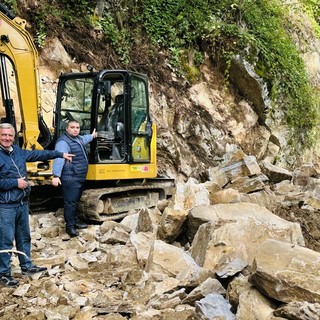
0,3,174,221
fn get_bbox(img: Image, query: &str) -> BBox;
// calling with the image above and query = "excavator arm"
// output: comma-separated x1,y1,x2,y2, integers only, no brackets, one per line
0,3,43,150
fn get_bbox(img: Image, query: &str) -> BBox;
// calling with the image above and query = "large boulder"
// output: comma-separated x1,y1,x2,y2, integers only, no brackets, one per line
250,239,320,303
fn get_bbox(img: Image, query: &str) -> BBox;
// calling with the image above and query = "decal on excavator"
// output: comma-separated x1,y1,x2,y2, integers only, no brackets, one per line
131,165,150,172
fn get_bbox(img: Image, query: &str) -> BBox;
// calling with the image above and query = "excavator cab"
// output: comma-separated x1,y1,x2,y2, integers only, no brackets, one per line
55,70,157,181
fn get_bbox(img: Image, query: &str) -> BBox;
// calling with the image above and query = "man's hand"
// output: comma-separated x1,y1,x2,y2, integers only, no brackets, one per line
18,177,28,190
52,177,61,187
63,153,75,162
92,128,97,138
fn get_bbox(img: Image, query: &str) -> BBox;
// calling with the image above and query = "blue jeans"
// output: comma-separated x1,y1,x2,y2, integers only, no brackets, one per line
0,204,33,275
61,179,84,229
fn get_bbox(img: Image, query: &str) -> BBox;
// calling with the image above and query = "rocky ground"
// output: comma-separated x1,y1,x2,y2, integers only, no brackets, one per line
2,150,320,319
0,209,142,320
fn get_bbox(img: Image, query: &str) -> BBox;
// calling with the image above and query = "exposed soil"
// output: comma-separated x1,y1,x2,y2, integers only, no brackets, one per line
274,204,320,253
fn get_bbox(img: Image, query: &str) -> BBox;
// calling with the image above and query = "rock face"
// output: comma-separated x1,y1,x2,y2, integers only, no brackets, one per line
33,13,320,183
2,152,320,320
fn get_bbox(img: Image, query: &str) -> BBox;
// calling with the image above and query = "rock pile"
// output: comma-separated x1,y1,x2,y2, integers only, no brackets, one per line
1,150,320,319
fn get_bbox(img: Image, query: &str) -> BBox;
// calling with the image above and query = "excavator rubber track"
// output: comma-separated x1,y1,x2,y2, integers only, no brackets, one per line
77,178,175,222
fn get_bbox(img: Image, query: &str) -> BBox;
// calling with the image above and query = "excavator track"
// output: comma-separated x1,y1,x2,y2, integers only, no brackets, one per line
77,179,175,222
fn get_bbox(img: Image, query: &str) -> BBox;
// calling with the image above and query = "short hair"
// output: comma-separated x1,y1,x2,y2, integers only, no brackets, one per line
0,123,15,136
66,120,80,128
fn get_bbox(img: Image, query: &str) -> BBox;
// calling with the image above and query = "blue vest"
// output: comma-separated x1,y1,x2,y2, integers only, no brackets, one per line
59,134,88,181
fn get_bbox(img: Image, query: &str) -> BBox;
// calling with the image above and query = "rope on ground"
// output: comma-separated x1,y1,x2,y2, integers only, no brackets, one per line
0,249,27,257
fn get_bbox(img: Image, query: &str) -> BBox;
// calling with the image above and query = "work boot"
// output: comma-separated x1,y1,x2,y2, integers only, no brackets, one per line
0,274,19,288
22,265,48,276
75,219,88,229
66,227,79,237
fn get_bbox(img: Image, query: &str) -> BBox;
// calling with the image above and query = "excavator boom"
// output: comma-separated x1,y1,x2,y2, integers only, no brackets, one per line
0,3,44,150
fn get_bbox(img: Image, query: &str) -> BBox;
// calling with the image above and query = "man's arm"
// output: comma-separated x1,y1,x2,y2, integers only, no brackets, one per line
82,128,97,145
0,178,18,190
52,140,70,177
24,148,74,162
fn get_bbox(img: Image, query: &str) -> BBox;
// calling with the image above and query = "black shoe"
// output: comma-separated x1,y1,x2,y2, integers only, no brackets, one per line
21,265,48,276
66,227,79,237
0,275,20,287
75,222,88,229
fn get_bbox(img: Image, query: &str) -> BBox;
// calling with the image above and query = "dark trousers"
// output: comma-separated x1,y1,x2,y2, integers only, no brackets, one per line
61,179,84,229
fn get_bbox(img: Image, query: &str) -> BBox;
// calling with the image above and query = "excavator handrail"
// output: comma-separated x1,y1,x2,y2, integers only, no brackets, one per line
0,3,15,20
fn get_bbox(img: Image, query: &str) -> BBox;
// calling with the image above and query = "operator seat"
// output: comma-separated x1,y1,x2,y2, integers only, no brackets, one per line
98,94,124,133
97,94,124,140
97,94,125,160
109,94,124,125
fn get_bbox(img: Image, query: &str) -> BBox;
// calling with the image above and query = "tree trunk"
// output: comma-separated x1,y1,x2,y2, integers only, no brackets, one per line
94,0,105,19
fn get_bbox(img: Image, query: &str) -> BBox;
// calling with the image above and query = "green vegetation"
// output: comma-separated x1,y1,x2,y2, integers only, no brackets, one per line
99,12,131,65
2,0,320,148
239,0,319,147
135,0,320,147
300,0,320,36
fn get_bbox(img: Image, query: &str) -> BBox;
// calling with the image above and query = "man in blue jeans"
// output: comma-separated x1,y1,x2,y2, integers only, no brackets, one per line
52,120,97,237
0,123,74,288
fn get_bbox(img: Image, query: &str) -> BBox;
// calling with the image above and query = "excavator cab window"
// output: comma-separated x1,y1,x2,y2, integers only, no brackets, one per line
95,72,151,164
130,75,151,162
96,75,125,162
56,77,94,157
58,77,94,135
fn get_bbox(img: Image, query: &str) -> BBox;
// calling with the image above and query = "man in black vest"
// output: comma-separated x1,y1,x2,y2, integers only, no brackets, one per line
52,121,97,237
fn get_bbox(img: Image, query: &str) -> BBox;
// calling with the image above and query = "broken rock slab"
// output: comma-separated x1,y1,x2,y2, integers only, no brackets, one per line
157,207,188,242
182,277,226,305
145,239,212,287
273,301,320,320
171,179,210,211
250,239,320,303
195,293,235,320
260,160,292,184
235,287,278,320
188,203,305,277
145,239,200,278
187,202,304,246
